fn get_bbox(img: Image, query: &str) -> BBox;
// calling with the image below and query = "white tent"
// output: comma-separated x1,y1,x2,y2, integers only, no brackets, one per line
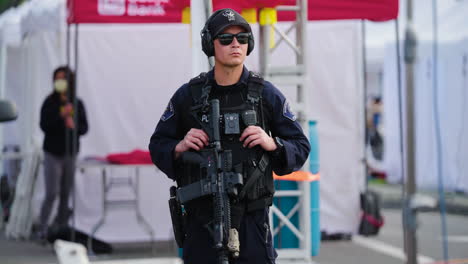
0,0,366,241
364,0,463,68
378,1,468,192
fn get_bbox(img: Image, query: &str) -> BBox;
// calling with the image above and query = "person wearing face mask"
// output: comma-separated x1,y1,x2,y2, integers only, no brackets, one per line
37,66,88,241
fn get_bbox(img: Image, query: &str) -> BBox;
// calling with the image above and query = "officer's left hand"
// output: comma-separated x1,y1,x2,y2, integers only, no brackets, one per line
239,126,276,151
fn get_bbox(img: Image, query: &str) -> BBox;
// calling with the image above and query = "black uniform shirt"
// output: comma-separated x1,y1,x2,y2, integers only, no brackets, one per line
149,67,310,180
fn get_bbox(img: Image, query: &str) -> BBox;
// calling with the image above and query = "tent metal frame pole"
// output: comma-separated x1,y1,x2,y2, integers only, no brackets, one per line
64,20,80,244
394,19,409,250
71,23,80,243
190,0,212,76
430,0,449,261
361,20,369,190
65,22,73,241
403,0,418,263
260,0,312,262
65,23,71,163
66,24,71,68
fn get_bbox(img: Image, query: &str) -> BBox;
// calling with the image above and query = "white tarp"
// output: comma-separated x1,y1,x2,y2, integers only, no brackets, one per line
305,21,365,234
382,37,468,193
1,1,364,241
0,0,62,47
0,8,22,46
363,0,468,193
364,0,467,68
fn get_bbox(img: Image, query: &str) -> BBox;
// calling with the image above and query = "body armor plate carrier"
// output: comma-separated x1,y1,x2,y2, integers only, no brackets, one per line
177,72,274,216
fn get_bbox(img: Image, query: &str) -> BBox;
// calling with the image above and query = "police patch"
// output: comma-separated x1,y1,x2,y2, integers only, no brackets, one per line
160,100,174,122
283,100,297,121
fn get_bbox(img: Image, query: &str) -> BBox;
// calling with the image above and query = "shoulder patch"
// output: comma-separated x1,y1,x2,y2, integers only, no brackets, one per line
160,100,174,122
283,100,297,121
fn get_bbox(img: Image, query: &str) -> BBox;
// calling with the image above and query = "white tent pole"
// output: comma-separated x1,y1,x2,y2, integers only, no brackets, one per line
190,0,212,77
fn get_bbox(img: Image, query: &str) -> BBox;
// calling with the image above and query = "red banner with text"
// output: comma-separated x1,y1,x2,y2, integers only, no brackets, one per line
67,0,187,23
67,0,398,24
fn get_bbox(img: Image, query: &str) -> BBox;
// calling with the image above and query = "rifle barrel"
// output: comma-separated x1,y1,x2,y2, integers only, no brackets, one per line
211,99,221,145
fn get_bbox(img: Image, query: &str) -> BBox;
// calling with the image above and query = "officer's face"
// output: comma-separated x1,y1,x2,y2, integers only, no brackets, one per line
213,26,248,68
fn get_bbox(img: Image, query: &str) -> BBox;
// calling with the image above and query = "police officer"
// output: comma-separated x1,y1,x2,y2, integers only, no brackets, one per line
149,8,310,264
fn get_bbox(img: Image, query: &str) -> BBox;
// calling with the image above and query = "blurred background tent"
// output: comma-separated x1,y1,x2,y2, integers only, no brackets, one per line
362,0,468,193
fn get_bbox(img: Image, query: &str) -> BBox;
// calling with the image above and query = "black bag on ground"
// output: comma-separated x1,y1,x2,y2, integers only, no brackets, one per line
359,190,384,236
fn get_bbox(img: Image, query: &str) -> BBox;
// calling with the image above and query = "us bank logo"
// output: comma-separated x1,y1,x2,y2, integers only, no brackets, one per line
98,0,125,16
98,0,169,16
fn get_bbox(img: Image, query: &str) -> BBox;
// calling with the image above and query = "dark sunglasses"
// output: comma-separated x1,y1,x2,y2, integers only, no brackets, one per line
215,32,251,45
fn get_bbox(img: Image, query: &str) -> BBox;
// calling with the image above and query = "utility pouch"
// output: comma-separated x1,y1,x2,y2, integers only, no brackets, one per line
168,186,186,248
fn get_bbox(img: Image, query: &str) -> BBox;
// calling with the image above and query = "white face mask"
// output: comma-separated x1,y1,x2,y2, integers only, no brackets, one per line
54,79,68,93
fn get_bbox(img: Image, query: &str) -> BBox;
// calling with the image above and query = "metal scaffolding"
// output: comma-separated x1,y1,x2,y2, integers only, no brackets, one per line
258,0,313,263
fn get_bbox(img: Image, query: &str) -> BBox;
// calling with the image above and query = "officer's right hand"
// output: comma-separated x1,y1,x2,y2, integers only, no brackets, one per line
174,128,209,159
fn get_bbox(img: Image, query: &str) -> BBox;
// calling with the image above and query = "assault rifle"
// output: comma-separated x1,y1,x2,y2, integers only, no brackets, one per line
170,99,243,264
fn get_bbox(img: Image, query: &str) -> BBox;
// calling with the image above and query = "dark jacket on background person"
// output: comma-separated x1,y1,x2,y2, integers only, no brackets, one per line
40,92,88,156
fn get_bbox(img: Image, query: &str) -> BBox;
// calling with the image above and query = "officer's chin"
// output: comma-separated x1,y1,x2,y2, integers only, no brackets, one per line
225,59,244,68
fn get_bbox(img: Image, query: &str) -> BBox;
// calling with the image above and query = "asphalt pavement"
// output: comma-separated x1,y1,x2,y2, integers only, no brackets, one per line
1,182,467,264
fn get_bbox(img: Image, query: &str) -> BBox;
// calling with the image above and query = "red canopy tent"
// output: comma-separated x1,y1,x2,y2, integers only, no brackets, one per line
67,0,398,24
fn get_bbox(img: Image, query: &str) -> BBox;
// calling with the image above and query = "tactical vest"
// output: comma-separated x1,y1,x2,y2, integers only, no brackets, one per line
176,71,274,212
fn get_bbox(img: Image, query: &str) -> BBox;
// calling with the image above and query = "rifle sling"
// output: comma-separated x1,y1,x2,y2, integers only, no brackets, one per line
239,153,269,200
